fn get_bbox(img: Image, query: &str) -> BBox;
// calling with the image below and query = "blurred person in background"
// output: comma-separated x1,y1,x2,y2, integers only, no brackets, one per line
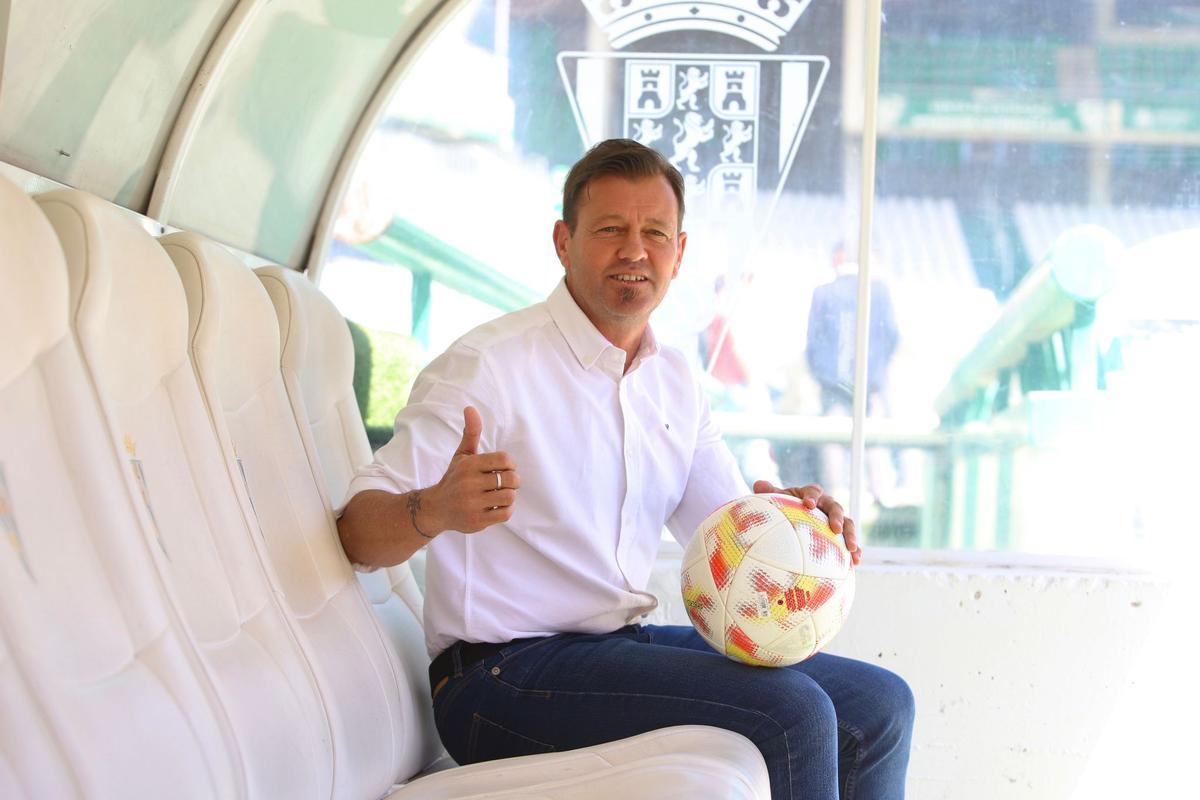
806,240,900,506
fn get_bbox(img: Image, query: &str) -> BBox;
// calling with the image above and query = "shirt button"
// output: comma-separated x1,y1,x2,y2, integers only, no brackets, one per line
491,666,501,676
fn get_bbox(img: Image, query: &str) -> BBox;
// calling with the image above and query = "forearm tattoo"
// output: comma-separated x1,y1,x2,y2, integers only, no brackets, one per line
407,490,434,540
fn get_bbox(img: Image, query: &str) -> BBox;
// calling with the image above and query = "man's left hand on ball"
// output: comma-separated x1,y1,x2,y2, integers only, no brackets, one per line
753,480,862,566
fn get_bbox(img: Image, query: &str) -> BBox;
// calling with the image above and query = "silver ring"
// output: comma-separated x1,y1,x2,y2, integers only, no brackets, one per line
494,471,502,490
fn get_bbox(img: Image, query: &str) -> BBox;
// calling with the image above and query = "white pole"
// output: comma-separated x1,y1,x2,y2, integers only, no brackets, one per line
850,0,884,525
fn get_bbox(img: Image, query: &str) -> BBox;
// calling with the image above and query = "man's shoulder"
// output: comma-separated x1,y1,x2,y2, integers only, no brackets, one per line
411,301,554,404
452,301,554,356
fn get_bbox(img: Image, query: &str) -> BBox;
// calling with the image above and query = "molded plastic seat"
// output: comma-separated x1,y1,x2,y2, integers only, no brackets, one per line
254,266,425,619
255,264,437,764
0,631,77,799
389,725,770,799
36,189,335,800
0,176,238,798
163,232,423,797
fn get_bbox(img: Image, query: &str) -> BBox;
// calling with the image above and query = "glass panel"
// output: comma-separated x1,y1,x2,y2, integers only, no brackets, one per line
166,0,419,266
875,2,1200,560
0,0,238,208
323,0,1200,560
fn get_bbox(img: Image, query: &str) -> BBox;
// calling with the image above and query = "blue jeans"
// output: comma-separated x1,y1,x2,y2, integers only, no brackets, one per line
431,624,915,799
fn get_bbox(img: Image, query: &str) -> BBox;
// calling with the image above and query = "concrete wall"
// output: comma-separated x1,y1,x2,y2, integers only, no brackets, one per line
646,547,1193,799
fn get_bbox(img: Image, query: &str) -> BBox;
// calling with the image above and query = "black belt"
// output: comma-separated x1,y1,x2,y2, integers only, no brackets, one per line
428,639,510,697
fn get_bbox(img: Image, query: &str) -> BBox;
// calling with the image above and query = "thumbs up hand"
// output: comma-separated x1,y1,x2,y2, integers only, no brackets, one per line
456,404,483,456
419,406,520,536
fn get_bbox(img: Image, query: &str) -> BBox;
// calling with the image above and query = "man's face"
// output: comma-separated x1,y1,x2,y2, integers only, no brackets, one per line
553,174,686,348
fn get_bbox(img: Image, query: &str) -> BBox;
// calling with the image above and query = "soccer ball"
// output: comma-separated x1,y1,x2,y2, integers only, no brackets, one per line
681,493,856,667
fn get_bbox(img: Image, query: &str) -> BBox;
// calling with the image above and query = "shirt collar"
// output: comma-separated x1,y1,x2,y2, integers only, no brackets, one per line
631,320,660,368
546,278,660,373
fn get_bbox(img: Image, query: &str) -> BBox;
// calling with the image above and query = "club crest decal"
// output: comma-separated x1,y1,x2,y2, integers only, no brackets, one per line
559,51,827,228
562,0,824,235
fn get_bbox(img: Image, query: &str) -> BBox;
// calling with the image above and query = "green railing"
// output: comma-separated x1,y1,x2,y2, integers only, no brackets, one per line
929,225,1124,549
352,217,539,346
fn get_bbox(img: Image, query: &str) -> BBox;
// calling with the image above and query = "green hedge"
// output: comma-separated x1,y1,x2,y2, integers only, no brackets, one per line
348,319,423,451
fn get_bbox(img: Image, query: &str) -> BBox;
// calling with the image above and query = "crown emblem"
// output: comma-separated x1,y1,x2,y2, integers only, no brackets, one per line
581,0,811,52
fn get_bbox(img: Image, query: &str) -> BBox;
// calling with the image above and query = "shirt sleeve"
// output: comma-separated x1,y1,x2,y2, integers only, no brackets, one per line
338,342,503,515
666,383,750,547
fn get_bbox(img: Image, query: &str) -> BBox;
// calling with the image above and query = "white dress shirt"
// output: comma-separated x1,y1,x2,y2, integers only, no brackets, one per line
347,279,748,657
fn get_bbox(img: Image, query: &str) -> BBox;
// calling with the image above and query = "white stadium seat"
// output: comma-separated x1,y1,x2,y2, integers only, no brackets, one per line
392,725,769,799
37,189,335,800
253,265,425,622
255,264,440,769
164,231,431,797
0,176,239,798
253,264,426,621
0,631,76,798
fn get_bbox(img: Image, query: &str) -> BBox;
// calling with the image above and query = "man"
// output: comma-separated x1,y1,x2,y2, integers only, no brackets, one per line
338,139,914,799
806,241,900,503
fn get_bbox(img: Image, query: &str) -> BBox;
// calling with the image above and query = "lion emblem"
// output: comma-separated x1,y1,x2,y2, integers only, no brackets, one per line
670,111,715,174
675,66,709,112
720,120,754,163
631,119,664,147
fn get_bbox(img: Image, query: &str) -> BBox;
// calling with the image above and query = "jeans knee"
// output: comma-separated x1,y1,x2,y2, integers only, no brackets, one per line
767,671,839,740
871,669,916,745
890,672,916,726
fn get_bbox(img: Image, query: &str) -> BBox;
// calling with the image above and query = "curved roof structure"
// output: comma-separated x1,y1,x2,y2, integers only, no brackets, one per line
0,0,446,270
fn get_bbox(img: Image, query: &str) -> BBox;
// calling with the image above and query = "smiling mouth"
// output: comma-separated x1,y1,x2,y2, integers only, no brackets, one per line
611,275,648,283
